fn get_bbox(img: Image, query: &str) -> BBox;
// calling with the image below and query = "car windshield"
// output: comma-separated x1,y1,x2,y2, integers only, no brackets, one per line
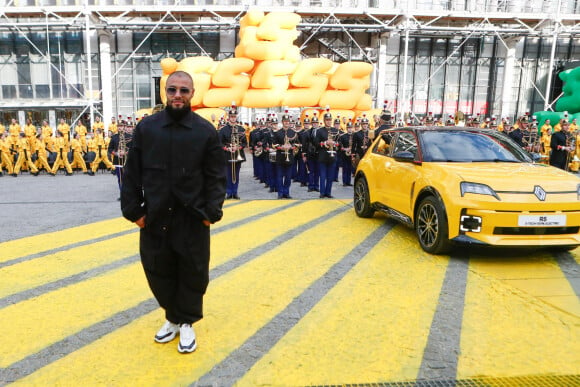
420,130,532,163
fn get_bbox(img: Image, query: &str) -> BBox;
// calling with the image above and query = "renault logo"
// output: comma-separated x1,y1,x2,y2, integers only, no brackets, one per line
534,185,546,201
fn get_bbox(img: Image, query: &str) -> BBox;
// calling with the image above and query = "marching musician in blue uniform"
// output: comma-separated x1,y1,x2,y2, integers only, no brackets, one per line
273,112,299,199
218,105,247,199
353,116,372,171
338,120,355,186
305,114,320,192
297,117,310,187
249,118,264,183
550,119,571,170
266,114,279,192
314,110,339,198
374,109,394,138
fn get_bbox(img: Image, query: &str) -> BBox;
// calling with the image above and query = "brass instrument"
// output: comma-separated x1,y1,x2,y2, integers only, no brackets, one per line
283,131,299,162
274,130,298,163
325,128,339,157
116,122,129,167
565,130,576,172
361,130,369,153
254,142,263,157
229,124,244,184
345,132,353,157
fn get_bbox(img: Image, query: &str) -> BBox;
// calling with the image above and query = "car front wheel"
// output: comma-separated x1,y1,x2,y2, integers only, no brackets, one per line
415,196,451,254
354,177,374,218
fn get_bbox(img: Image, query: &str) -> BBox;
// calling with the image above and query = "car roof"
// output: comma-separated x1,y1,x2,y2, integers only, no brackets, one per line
383,126,495,134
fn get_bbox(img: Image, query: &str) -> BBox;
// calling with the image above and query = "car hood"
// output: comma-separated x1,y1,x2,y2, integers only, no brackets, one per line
436,162,580,191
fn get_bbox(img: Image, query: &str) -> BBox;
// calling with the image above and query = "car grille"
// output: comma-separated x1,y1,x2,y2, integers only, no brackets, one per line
493,226,580,235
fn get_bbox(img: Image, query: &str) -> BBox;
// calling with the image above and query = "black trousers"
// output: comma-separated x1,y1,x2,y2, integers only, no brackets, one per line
139,207,210,325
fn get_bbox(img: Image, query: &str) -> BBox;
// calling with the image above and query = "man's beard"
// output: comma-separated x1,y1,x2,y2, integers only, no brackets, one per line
166,103,191,121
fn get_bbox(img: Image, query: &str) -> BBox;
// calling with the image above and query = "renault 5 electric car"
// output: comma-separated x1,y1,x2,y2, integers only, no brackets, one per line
353,127,580,254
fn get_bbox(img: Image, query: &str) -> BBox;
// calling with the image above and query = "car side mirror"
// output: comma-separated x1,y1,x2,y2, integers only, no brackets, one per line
393,150,415,162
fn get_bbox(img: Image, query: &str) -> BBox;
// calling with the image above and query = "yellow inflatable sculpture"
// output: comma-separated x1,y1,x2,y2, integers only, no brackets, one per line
159,10,374,114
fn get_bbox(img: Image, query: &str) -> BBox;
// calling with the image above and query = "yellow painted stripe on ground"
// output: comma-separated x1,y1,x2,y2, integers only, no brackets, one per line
0,217,133,263
458,253,580,378
218,199,293,228
0,233,139,299
209,200,344,267
0,200,293,299
0,263,149,368
238,225,448,386
571,248,580,265
15,208,379,385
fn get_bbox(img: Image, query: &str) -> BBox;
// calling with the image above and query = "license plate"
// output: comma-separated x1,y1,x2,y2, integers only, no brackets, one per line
518,215,566,227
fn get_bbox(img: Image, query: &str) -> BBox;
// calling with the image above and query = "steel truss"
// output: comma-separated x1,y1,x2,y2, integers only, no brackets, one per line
0,1,578,127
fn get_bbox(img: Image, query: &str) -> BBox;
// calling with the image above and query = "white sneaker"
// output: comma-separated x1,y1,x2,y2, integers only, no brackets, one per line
178,324,197,353
154,320,179,343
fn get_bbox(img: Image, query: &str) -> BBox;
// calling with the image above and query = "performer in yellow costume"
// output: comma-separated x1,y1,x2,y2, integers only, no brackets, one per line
92,116,105,133
14,134,39,175
108,117,118,135
34,134,53,173
74,121,88,152
70,133,89,174
23,119,36,139
91,128,115,173
540,119,552,136
51,131,73,176
8,118,21,138
0,132,15,176
570,118,579,133
41,120,54,139
57,118,71,144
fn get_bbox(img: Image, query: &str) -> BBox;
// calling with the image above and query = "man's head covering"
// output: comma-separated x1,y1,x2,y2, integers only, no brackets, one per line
228,102,238,116
323,107,332,120
281,110,290,122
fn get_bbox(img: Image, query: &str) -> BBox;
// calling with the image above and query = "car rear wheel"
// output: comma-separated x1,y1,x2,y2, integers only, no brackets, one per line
415,196,451,254
354,177,374,218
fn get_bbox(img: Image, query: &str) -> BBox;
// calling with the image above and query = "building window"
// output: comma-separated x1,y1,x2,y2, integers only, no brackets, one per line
2,85,16,99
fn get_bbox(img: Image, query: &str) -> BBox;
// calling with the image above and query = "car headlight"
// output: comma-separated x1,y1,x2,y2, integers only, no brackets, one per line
460,182,500,200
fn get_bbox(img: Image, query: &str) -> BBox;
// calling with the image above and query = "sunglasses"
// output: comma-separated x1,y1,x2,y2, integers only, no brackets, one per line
166,87,191,96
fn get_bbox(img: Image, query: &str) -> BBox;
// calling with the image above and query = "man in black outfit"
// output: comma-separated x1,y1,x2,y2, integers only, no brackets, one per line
550,119,571,170
121,71,226,354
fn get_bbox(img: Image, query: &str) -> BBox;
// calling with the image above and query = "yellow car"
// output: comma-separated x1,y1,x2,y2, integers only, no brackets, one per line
353,127,580,254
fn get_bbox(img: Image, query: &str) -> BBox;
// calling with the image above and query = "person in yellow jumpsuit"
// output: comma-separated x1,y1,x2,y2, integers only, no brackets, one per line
108,117,118,135
540,119,552,136
0,132,15,176
8,118,21,137
70,132,89,174
34,134,53,173
73,121,88,152
24,118,36,138
57,118,70,144
90,128,115,173
570,118,579,133
14,134,39,175
51,131,73,176
0,120,5,134
41,120,53,138
92,116,105,133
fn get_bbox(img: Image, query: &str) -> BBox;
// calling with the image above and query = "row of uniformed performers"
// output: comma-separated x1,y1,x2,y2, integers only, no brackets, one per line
0,116,133,177
217,107,381,200
218,108,580,200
